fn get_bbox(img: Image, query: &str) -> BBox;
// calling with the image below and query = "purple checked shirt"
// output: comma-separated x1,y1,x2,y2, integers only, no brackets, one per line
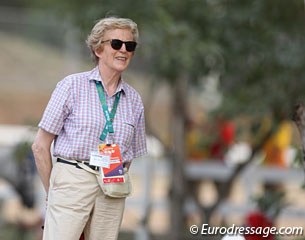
38,67,147,162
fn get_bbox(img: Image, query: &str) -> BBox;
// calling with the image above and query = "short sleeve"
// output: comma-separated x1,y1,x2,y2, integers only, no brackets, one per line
38,78,72,135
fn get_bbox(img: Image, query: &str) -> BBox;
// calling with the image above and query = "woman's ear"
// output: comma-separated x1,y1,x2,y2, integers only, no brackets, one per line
94,46,103,58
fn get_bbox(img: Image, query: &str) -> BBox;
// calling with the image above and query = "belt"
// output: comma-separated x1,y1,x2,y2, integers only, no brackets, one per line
57,158,99,171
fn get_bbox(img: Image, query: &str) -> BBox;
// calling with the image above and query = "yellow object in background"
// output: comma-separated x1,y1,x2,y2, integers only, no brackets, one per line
263,121,292,168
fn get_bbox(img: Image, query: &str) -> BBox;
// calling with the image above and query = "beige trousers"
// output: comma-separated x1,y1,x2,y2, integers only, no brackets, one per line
43,162,125,240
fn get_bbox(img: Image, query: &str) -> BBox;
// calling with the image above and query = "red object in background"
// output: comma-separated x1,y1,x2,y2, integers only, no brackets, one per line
210,120,235,160
80,233,85,240
244,211,275,240
220,121,235,145
210,142,224,160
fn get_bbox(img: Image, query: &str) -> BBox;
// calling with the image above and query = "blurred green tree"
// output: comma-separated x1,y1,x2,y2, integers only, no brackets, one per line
25,0,305,118
1,0,28,7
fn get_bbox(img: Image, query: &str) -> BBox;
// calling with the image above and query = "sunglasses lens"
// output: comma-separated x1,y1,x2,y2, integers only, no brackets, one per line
125,41,137,52
110,39,123,50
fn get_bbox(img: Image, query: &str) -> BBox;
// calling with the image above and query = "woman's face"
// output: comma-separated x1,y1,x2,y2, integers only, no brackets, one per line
95,28,135,74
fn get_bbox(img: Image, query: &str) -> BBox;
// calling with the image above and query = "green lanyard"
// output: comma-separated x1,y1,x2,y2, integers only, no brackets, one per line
95,81,121,142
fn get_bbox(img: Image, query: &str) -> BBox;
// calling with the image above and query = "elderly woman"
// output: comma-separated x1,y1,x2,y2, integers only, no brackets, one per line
32,17,147,240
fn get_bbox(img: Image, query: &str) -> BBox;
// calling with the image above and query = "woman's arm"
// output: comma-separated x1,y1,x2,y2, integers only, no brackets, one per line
32,128,56,193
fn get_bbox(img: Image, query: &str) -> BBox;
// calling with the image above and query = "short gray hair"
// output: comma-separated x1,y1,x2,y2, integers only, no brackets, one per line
86,17,139,63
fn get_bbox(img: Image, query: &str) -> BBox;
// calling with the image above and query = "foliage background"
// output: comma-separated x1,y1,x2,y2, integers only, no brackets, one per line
18,0,305,122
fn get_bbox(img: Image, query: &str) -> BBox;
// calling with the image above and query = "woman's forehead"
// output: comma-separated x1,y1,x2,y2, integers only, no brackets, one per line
104,28,134,39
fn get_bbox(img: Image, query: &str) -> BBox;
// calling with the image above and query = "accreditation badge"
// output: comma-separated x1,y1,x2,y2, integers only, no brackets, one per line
98,144,125,183
89,151,111,168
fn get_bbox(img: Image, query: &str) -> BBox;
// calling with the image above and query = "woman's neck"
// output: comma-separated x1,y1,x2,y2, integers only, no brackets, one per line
98,66,121,97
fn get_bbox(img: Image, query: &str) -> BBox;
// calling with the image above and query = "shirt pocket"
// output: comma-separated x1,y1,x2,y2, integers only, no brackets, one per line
114,120,135,150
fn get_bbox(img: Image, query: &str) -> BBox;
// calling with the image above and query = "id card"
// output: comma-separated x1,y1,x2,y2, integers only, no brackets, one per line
98,144,125,183
89,151,111,168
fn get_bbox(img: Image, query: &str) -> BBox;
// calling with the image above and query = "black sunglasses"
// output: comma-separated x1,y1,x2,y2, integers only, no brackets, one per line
101,39,137,52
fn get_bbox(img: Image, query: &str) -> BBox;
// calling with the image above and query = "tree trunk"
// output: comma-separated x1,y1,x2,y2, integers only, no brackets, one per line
170,75,188,240
293,102,305,178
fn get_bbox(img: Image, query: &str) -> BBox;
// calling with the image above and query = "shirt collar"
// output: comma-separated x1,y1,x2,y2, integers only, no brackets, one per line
88,66,126,95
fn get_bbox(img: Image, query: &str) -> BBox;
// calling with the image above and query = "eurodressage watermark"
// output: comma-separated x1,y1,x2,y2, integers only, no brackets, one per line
189,224,304,238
